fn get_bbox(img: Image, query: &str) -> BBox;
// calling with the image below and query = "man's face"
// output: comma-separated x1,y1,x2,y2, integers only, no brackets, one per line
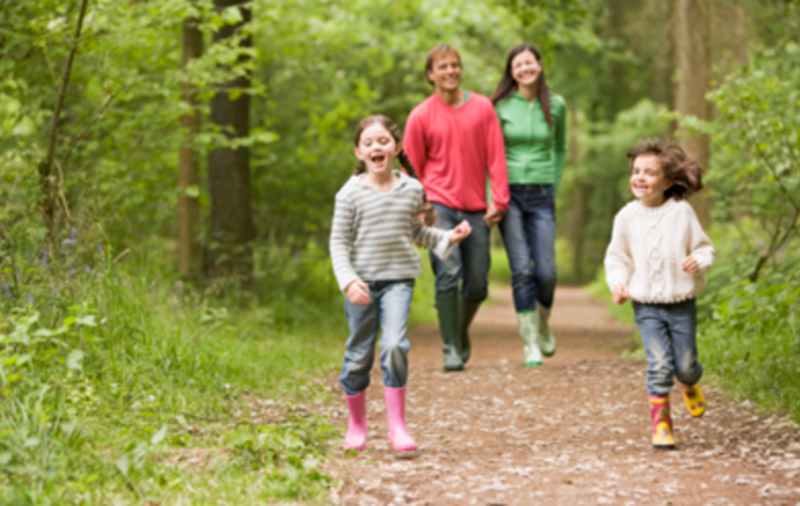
427,52,462,93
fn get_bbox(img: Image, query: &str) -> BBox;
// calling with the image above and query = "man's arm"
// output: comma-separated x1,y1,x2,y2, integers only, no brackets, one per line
484,105,509,226
403,108,428,177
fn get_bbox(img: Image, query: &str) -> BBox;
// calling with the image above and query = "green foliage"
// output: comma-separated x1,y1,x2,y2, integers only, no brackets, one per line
699,277,800,421
558,99,669,281
684,43,800,282
0,248,342,503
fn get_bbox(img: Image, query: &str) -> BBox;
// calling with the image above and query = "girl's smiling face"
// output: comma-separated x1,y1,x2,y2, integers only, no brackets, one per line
354,123,400,178
630,154,672,207
510,50,541,88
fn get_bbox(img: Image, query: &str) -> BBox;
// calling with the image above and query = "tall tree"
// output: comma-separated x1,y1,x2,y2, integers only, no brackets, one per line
178,11,203,279
673,0,711,228
208,0,255,288
38,0,89,245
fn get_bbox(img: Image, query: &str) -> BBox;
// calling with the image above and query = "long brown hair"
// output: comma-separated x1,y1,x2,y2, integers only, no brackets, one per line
352,115,437,225
627,138,704,200
490,44,552,128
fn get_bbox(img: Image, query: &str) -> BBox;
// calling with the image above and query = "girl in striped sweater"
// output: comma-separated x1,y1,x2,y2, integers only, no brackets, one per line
330,115,471,452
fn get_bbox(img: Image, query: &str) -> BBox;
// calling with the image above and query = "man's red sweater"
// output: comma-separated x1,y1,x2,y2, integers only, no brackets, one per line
404,92,509,213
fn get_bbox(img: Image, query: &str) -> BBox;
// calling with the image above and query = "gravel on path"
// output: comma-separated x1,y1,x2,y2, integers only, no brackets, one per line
322,287,800,505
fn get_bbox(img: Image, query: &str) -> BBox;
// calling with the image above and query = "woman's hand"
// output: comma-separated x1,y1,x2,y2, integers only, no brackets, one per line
345,279,371,305
449,220,472,244
612,283,629,305
483,203,504,228
681,255,700,274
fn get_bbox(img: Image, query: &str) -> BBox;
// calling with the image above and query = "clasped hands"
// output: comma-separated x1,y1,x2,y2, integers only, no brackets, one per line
612,255,701,305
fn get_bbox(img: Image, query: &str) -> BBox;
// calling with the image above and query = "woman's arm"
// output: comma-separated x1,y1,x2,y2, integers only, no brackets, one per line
553,97,568,195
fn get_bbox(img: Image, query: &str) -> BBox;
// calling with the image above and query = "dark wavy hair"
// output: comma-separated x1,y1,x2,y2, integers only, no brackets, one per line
627,138,704,200
490,44,552,128
353,115,437,225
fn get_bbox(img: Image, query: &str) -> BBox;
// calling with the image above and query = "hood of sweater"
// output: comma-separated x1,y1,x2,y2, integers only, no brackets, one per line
346,170,412,194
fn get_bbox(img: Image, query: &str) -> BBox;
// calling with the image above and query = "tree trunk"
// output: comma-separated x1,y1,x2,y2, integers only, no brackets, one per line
732,4,748,66
207,0,255,289
673,0,711,229
38,0,89,245
178,14,203,280
567,109,586,282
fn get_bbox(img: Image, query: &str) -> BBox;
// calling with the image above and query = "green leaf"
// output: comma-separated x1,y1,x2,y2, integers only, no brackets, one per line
116,456,130,476
151,425,168,445
66,349,85,371
184,185,200,198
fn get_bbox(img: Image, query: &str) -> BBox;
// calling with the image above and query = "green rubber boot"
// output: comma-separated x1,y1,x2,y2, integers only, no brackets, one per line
458,299,481,364
536,301,557,357
517,311,542,367
435,292,463,371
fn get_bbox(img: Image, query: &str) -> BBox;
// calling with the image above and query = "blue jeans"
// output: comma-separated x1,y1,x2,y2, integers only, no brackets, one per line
633,298,703,396
339,280,415,396
499,184,557,312
428,203,490,302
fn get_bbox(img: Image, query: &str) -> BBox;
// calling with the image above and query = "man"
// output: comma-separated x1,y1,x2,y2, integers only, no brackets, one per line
404,44,510,371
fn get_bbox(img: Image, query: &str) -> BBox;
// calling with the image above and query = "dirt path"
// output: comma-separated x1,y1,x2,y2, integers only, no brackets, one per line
322,287,800,505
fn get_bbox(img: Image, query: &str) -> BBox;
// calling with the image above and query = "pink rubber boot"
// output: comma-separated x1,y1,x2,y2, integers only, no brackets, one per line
383,385,417,452
343,391,367,451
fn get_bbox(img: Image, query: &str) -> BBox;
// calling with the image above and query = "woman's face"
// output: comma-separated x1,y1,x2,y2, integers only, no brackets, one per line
510,50,541,88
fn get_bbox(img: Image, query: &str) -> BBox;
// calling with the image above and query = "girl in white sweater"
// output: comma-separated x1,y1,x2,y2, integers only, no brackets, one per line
604,138,715,450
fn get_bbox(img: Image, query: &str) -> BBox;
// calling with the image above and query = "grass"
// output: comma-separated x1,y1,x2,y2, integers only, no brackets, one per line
0,245,347,504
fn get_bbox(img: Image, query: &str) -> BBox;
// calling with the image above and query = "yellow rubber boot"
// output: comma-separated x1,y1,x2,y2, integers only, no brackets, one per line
681,384,707,417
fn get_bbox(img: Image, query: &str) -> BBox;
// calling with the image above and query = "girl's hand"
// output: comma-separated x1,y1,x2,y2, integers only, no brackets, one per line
449,220,472,244
612,283,629,305
682,255,700,274
345,279,371,305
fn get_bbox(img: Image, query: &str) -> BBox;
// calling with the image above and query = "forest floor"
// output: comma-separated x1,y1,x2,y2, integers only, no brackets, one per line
318,287,800,505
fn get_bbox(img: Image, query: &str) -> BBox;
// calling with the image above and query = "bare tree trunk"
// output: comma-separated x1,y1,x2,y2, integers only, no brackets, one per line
207,0,255,290
673,0,711,229
567,109,586,282
732,3,748,66
178,14,203,279
37,0,89,245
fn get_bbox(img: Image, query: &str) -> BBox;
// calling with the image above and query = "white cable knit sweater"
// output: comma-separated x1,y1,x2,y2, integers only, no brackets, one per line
604,198,715,304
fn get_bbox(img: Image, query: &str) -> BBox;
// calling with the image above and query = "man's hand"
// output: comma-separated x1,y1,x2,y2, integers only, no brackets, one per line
483,202,504,228
681,255,700,274
449,220,472,244
612,283,629,305
345,279,370,305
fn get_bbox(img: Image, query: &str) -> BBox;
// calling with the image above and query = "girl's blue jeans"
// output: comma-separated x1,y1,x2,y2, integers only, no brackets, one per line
339,279,414,396
633,298,704,396
499,184,557,312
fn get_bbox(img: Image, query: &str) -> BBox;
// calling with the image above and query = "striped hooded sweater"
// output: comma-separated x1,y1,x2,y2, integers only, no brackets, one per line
330,171,453,292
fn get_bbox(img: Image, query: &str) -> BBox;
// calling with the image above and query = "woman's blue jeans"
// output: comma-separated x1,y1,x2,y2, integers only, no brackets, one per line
499,184,557,312
339,280,415,396
633,298,703,396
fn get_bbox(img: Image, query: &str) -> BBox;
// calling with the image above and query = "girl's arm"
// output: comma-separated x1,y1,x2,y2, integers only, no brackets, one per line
411,215,456,260
604,212,634,294
685,205,715,273
329,194,361,293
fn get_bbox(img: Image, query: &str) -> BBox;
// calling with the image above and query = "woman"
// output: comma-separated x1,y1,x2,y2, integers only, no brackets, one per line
491,44,567,366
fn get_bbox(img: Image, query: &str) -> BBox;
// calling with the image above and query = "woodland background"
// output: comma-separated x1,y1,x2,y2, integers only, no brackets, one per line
1,0,799,502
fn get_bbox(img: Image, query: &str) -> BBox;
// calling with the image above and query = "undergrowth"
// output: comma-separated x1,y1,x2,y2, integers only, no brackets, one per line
0,237,346,504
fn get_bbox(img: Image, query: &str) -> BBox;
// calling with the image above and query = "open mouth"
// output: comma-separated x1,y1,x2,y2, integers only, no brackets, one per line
371,153,387,165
